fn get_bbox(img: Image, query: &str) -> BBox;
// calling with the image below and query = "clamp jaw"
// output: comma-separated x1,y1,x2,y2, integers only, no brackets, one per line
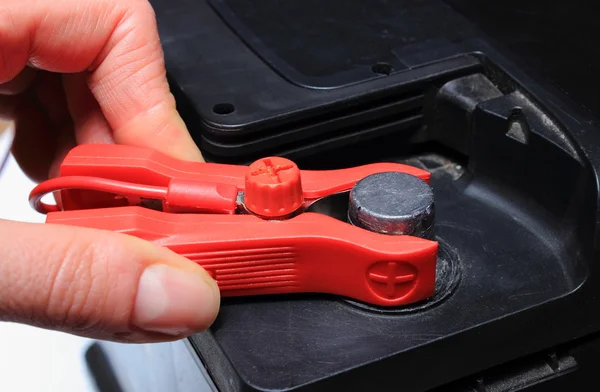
29,144,438,307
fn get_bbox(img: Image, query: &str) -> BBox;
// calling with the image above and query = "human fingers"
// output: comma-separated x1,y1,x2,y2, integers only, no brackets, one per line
0,219,220,342
62,72,114,146
10,70,119,181
4,70,77,182
0,67,37,95
8,70,113,181
0,0,203,162
0,91,59,182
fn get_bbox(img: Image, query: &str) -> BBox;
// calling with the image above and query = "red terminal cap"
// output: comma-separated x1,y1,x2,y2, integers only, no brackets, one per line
244,157,304,218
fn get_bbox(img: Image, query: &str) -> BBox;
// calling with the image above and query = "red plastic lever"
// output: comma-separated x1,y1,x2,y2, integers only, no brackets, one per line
45,206,438,307
48,144,430,212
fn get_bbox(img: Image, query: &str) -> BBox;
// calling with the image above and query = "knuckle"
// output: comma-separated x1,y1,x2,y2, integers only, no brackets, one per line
43,234,97,326
0,223,142,337
42,233,118,331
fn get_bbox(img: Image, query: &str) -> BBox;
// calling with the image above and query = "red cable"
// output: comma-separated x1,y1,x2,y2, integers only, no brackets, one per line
29,176,168,214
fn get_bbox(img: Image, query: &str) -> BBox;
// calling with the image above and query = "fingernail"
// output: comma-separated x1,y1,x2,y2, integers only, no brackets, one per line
133,264,219,335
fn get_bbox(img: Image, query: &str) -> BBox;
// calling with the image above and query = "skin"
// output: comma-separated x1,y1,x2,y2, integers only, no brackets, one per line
0,0,221,343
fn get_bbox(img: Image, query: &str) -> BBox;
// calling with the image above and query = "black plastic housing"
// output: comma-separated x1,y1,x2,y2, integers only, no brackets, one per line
91,1,600,391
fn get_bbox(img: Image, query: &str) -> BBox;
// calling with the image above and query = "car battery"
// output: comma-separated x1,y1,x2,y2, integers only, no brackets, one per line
83,1,600,391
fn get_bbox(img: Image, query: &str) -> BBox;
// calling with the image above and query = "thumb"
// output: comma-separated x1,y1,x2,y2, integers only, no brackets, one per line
0,219,220,342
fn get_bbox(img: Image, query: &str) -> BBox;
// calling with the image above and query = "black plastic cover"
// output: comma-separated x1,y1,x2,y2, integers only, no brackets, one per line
144,1,600,391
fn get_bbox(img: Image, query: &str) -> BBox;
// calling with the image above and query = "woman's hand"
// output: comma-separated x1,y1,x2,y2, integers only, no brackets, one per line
0,0,220,343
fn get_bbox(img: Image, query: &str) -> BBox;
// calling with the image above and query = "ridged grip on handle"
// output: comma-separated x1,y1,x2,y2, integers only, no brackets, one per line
45,206,438,306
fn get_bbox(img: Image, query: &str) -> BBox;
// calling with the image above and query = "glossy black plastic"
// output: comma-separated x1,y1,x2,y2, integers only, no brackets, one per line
110,1,600,391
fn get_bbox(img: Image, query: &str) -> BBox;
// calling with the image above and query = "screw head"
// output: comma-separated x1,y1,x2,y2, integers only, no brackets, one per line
244,157,304,218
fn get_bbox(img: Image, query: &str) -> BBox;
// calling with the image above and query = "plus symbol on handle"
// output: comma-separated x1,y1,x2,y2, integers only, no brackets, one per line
368,262,416,298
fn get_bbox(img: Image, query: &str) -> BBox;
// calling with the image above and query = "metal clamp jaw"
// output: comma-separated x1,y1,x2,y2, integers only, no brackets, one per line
29,144,438,307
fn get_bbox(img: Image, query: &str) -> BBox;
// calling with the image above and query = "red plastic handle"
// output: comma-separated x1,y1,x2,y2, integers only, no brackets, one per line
55,144,430,211
45,206,438,306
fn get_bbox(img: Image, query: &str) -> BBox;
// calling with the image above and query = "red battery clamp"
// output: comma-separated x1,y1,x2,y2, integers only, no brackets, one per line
29,144,438,307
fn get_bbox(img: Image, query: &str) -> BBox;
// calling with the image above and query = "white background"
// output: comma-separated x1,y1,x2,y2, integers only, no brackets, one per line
0,124,96,392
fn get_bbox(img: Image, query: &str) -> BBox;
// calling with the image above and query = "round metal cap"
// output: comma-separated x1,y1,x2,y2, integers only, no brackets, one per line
348,172,435,239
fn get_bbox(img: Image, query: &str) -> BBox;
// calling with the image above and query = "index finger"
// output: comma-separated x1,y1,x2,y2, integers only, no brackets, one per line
0,0,204,161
